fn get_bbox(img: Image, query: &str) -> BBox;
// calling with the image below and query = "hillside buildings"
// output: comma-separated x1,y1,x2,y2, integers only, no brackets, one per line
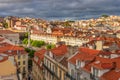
1,15,120,80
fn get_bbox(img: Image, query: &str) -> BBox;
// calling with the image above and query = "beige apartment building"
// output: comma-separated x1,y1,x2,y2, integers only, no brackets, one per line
0,54,18,80
43,44,72,80
32,49,46,80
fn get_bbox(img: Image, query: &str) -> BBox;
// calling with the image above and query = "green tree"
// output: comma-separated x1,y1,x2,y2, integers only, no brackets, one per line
25,48,35,58
28,50,35,58
22,38,28,45
2,22,8,28
46,44,55,49
31,40,45,47
101,14,109,18
24,32,28,38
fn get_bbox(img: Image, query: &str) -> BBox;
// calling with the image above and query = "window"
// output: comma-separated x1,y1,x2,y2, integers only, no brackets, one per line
18,62,20,65
44,58,46,64
93,68,99,76
23,61,26,65
50,62,51,70
23,67,26,72
46,60,48,66
76,60,81,68
23,55,26,59
71,69,75,78
52,64,54,71
55,66,58,75
59,70,62,80
18,55,21,59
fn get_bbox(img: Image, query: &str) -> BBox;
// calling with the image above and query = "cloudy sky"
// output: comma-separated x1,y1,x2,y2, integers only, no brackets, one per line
0,0,120,20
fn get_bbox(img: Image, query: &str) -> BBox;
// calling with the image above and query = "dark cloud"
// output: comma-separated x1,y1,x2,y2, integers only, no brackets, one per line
0,0,120,20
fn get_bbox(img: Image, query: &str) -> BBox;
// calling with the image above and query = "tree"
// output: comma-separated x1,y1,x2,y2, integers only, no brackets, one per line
24,32,28,38
2,22,8,28
101,14,109,18
22,38,28,45
46,44,55,49
25,48,35,58
28,50,35,58
31,40,45,47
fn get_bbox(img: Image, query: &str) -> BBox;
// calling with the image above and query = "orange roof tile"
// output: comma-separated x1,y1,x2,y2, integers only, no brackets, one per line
51,44,68,56
79,47,100,55
33,49,46,69
68,53,81,65
35,49,46,60
0,45,26,55
92,57,113,70
0,30,17,34
82,63,92,73
112,57,120,69
101,70,120,80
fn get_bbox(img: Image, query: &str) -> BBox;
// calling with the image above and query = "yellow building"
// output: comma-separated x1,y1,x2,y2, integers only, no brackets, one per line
0,55,18,80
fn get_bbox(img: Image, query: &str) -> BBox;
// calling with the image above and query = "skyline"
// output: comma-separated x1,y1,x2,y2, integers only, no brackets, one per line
0,0,120,20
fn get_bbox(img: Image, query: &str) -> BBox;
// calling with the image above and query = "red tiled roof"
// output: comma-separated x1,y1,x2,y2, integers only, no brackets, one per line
82,63,92,73
69,47,100,65
68,53,81,65
51,44,68,56
33,49,46,68
103,41,113,46
0,45,26,55
92,56,113,70
79,47,100,55
101,70,120,80
99,51,113,55
0,30,17,34
112,57,120,69
35,49,46,60
17,25,26,28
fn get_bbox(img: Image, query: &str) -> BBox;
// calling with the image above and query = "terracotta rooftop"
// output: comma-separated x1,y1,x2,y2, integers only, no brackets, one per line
101,70,120,80
92,56,113,70
79,47,100,55
33,49,46,68
51,44,68,56
0,30,17,34
69,47,100,65
0,44,26,55
82,63,92,73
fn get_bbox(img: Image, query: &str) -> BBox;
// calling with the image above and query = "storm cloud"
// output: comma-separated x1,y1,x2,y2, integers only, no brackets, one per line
0,0,120,20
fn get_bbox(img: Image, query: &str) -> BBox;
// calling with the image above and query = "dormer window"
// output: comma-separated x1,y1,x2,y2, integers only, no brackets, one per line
76,60,81,69
92,67,99,77
49,51,53,58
